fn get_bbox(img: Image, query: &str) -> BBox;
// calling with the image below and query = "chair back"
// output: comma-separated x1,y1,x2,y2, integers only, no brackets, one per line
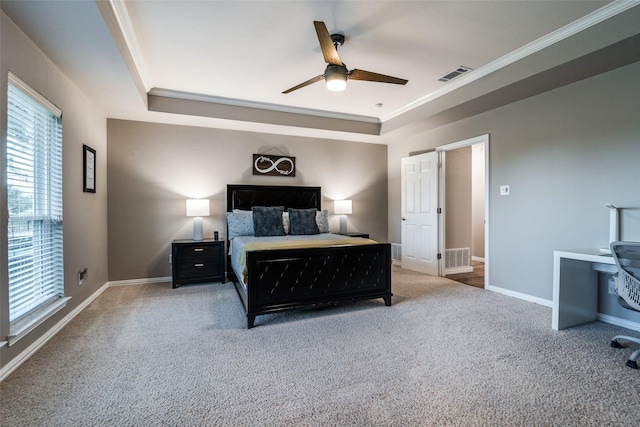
611,241,640,312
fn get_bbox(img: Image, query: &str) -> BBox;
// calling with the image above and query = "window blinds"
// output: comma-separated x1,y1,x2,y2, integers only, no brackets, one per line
7,73,64,327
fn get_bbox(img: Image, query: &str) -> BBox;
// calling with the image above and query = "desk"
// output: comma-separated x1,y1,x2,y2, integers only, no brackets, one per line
553,249,617,330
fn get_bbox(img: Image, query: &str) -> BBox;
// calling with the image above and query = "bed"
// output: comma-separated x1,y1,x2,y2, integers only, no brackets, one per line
226,184,392,328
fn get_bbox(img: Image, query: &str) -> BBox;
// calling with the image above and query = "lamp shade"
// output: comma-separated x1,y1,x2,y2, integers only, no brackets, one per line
334,200,352,215
186,199,210,217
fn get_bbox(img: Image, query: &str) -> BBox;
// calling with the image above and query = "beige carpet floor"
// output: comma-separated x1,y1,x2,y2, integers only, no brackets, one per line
1,266,639,426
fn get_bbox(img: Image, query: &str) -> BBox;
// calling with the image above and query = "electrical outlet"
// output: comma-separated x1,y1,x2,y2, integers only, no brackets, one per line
500,185,510,196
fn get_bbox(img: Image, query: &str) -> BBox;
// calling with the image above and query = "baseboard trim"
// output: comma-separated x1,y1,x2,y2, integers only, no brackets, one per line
487,285,640,332
107,276,172,287
444,266,473,275
0,282,110,383
485,284,553,307
598,313,640,332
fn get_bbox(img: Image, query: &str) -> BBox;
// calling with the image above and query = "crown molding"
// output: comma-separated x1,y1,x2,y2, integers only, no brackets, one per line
149,88,380,124
107,0,152,92
104,0,639,129
380,0,640,122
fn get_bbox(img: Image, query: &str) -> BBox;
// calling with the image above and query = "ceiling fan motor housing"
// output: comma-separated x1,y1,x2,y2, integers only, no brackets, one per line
331,33,345,47
324,64,348,78
324,64,349,91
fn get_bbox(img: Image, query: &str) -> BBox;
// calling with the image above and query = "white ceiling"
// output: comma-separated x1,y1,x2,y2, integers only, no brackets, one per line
2,0,639,143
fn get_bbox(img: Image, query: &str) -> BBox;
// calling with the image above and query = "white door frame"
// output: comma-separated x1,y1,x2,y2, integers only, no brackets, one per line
436,134,490,286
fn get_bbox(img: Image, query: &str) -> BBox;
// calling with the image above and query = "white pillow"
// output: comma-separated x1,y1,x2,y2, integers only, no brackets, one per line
282,212,290,234
316,209,330,233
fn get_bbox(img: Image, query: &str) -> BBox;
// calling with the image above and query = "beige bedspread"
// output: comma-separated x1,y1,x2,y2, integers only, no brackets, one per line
238,237,378,283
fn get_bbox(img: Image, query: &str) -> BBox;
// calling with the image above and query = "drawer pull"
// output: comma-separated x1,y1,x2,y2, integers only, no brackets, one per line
194,263,204,267
193,248,204,252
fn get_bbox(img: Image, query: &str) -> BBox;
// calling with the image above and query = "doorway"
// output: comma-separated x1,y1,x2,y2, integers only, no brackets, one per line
400,134,489,286
438,135,488,288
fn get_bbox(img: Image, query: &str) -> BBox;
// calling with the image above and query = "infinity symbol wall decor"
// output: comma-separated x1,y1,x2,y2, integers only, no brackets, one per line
252,154,296,177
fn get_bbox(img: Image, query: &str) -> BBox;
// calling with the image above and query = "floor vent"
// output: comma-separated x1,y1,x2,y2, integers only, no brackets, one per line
444,247,473,274
391,243,402,265
438,66,472,82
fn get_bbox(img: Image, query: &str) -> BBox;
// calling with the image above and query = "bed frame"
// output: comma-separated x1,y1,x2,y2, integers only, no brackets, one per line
227,184,392,328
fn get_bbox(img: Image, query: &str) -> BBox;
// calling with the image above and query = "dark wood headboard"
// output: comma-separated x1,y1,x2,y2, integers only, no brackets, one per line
226,185,321,212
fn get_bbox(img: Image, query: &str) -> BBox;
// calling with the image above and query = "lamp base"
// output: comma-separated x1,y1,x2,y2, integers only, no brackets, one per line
339,215,348,234
193,217,203,241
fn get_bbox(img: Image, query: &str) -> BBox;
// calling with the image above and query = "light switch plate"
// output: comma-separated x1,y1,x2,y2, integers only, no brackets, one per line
500,185,510,196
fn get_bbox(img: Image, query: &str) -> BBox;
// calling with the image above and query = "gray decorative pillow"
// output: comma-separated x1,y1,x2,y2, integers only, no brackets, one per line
252,206,286,237
284,210,328,233
226,211,254,240
289,208,320,235
316,209,330,233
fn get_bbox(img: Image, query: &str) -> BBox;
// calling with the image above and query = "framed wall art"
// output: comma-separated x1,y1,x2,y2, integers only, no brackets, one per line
252,154,296,177
83,144,96,193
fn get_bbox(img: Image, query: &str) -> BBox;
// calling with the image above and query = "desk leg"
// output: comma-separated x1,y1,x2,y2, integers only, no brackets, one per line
553,256,599,330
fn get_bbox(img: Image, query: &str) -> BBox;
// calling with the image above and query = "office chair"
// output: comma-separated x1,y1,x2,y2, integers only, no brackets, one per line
610,241,640,369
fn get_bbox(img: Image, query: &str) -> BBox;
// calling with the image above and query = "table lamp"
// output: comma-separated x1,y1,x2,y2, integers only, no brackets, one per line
334,200,352,234
186,199,210,241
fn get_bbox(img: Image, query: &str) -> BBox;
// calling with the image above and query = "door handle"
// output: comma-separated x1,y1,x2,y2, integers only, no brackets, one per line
401,217,406,221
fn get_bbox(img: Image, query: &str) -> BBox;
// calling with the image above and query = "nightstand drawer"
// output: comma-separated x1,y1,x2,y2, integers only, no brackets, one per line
175,245,220,261
176,261,220,280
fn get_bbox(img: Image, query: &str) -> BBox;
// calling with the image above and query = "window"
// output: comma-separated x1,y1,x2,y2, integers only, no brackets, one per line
6,73,66,343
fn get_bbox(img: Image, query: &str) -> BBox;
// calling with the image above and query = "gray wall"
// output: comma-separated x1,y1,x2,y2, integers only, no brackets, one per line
388,61,640,322
107,120,388,281
442,144,486,259
444,146,472,250
1,12,108,371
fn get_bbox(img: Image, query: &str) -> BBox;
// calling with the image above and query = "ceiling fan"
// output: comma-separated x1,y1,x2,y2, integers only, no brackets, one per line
282,21,408,94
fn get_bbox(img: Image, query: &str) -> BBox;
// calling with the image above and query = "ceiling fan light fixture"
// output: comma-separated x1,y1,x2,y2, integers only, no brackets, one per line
324,65,348,91
282,21,408,94
326,77,347,92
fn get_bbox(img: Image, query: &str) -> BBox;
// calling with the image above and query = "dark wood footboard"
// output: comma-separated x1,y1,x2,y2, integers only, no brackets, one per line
231,243,392,328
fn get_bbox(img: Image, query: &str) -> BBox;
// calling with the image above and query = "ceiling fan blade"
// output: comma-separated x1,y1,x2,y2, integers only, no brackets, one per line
349,69,408,85
282,75,324,94
314,21,343,66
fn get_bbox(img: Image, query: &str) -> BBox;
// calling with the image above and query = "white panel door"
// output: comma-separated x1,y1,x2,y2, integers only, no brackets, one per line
401,152,439,275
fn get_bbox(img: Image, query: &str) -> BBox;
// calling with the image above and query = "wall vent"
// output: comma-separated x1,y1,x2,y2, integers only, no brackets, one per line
438,66,472,82
391,243,402,265
444,247,473,274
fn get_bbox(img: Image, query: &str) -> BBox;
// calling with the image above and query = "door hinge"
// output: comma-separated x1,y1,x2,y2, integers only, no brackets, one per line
437,253,442,260
437,208,442,214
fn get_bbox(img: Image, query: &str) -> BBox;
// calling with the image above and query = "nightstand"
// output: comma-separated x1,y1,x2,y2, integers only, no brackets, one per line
341,232,370,239
171,239,225,288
